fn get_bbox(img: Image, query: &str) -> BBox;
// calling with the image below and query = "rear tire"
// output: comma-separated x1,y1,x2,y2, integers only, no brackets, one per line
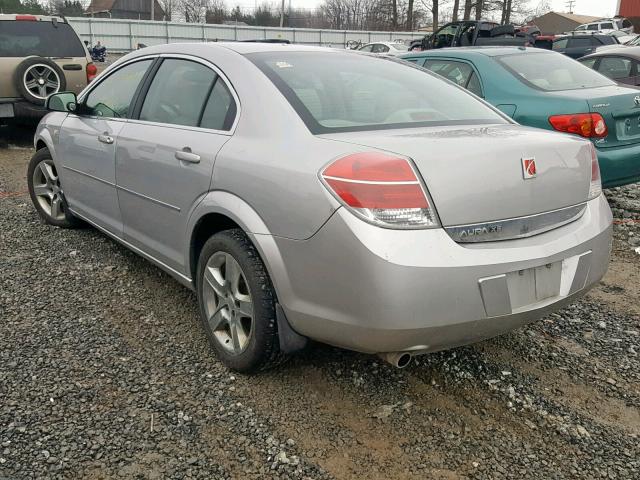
196,229,286,372
27,148,82,228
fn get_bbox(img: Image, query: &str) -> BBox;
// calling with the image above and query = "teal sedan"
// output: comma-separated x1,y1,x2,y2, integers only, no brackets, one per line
402,47,640,187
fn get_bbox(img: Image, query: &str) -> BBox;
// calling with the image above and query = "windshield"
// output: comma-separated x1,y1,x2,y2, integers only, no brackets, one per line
0,21,85,57
247,52,507,134
498,52,615,91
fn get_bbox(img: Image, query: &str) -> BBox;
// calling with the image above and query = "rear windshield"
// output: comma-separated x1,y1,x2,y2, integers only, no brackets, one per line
498,52,615,91
247,51,507,134
0,21,85,57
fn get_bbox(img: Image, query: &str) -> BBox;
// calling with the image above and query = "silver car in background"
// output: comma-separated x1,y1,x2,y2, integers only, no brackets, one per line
29,43,612,371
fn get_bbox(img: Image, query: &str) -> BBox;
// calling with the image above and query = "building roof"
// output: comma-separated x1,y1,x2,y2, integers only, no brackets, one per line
535,11,601,25
84,0,117,14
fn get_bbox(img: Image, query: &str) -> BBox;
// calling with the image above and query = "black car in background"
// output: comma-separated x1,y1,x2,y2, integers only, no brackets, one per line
552,34,619,59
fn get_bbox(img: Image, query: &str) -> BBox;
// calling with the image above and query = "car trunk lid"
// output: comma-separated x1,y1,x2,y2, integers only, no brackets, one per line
319,124,593,229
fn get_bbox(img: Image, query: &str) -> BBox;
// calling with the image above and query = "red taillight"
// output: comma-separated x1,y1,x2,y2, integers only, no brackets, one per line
86,62,98,83
548,113,608,138
321,152,438,228
15,15,37,21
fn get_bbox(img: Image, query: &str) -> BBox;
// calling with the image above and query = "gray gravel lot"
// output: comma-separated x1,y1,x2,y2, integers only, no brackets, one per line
1,128,639,479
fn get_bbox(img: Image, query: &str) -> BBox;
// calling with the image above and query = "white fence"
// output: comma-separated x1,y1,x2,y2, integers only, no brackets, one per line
66,17,424,52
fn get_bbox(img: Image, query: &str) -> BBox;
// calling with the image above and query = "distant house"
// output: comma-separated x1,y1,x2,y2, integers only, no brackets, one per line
84,0,165,20
531,11,600,35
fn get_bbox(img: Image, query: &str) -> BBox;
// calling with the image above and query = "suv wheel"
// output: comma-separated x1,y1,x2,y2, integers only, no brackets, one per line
196,229,286,372
27,148,81,228
15,57,66,106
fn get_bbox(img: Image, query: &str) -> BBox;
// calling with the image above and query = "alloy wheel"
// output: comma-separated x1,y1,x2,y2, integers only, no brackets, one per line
203,252,254,355
23,64,61,100
32,159,66,221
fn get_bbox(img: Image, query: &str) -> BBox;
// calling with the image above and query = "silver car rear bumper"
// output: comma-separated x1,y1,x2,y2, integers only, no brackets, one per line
266,195,612,354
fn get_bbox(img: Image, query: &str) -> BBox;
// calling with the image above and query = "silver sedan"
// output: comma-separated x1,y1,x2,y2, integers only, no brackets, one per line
29,43,612,371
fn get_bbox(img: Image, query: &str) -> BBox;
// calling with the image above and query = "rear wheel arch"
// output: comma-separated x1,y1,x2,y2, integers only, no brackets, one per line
189,212,242,283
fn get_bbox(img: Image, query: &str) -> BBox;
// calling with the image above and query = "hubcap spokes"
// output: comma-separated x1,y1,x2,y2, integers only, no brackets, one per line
24,65,60,99
33,160,65,221
203,252,253,355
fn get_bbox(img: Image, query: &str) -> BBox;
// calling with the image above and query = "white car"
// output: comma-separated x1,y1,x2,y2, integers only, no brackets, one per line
357,42,408,56
574,18,634,35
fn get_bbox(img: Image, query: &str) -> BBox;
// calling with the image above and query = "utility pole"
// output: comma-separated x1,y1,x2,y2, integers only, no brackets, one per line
151,0,155,21
565,0,575,14
280,0,285,27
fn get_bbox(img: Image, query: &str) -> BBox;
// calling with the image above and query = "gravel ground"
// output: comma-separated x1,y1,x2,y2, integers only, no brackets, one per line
1,128,639,479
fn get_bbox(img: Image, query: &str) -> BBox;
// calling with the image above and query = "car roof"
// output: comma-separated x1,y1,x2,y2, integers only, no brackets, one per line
0,13,65,22
405,46,551,58
581,46,640,60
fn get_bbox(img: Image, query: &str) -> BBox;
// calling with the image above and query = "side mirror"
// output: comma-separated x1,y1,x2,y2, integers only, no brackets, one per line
47,92,77,112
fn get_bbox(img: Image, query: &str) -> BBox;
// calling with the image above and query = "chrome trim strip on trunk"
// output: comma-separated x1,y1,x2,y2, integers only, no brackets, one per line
445,203,587,243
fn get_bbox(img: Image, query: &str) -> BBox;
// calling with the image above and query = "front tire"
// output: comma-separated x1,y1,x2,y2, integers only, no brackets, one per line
27,148,81,228
196,229,286,372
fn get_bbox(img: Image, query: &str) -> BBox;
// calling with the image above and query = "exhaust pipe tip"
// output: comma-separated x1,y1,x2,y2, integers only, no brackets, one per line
378,352,413,369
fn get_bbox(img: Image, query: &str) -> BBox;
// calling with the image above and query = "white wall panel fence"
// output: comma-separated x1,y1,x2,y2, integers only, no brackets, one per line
66,17,423,52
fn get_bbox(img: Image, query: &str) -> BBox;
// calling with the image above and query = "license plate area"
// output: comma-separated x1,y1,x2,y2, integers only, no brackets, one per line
616,115,640,141
506,262,562,310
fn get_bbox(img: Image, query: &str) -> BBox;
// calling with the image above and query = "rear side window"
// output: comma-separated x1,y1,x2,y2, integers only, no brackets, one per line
580,58,597,69
568,38,592,48
552,38,568,50
587,24,598,31
140,59,216,127
598,57,632,79
601,23,614,29
200,80,237,131
84,60,152,118
0,21,85,57
423,60,473,88
248,52,506,134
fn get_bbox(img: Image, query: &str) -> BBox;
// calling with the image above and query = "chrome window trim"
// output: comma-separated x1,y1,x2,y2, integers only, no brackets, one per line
445,203,588,243
77,53,241,135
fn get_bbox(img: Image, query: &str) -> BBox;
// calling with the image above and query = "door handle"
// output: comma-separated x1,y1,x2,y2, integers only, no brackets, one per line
175,147,200,164
97,134,114,144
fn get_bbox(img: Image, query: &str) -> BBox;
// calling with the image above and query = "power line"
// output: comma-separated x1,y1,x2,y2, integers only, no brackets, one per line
565,0,575,14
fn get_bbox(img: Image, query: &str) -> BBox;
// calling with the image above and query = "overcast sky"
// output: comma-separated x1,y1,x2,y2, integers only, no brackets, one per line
251,0,618,18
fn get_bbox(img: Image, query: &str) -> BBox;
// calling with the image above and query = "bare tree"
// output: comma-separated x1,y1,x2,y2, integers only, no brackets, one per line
462,0,471,20
178,0,208,22
159,0,176,20
474,0,482,20
450,0,459,21
406,0,413,30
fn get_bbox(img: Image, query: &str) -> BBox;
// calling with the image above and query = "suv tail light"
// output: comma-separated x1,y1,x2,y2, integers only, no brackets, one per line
320,152,439,228
548,113,608,138
588,143,602,200
86,62,98,83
